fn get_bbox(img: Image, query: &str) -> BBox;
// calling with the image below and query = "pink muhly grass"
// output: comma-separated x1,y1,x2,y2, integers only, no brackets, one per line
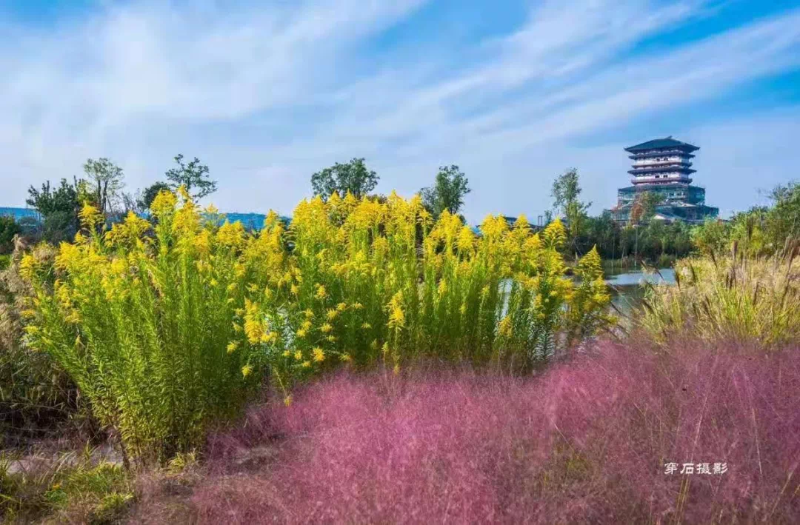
195,340,800,524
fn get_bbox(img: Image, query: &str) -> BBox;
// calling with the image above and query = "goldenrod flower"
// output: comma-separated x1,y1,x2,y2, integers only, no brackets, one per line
321,323,333,333
241,364,253,378
312,347,325,362
226,341,238,354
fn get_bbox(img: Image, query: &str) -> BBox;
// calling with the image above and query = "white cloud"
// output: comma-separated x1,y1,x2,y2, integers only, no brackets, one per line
1,0,799,223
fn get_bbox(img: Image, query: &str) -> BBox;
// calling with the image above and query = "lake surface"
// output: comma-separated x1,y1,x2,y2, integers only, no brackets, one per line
605,268,676,316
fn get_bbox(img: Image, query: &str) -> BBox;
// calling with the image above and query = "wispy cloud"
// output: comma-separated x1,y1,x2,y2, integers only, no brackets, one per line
1,0,799,221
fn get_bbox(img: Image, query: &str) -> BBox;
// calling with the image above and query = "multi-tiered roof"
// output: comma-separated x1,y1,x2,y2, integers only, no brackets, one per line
626,137,698,186
609,137,718,224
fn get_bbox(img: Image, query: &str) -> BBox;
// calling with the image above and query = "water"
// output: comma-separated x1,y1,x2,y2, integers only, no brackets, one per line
605,268,676,316
606,268,675,286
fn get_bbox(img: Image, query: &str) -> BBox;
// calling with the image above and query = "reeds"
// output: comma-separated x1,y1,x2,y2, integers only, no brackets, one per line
639,241,800,348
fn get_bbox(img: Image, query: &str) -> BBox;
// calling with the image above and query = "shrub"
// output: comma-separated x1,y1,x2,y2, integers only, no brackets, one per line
639,246,800,348
0,215,21,255
196,338,800,524
20,192,261,464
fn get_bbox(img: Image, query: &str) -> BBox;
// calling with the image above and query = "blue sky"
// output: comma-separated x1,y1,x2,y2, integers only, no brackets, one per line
1,0,799,222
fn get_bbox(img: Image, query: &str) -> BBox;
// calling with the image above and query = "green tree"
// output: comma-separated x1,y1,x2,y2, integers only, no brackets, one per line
629,191,663,225
311,158,379,200
0,216,21,254
766,181,800,248
165,154,217,200
138,182,172,211
420,165,471,218
692,218,731,256
83,158,125,215
552,168,591,248
26,178,81,243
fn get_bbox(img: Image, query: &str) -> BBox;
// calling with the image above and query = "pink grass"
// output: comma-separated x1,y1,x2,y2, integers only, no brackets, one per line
195,340,800,524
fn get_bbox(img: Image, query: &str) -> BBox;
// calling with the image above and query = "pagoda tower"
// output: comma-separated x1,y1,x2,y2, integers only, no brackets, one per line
611,137,718,224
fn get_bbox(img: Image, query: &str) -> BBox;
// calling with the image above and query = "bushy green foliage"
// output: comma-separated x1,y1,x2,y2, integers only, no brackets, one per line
0,216,20,255
692,181,800,258
576,213,694,262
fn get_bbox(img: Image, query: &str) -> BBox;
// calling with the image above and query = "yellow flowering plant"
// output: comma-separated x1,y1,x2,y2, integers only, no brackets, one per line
21,189,612,463
22,189,259,464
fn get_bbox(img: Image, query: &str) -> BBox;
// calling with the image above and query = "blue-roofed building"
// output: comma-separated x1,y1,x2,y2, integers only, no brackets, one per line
610,137,718,224
0,207,40,222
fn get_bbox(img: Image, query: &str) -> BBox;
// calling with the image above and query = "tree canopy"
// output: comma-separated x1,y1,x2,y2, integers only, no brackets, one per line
138,182,172,211
311,158,379,200
552,168,591,248
26,178,82,243
83,158,125,214
420,165,471,218
165,154,217,200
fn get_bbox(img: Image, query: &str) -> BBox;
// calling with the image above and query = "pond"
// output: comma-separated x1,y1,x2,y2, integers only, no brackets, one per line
605,268,676,317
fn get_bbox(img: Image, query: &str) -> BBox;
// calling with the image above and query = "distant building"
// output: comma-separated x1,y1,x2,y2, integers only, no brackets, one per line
610,137,718,224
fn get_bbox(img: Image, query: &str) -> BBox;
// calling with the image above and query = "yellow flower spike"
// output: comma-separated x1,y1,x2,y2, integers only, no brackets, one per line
301,361,312,368
498,316,512,338
294,350,303,360
361,322,372,330
312,347,325,362
79,203,104,231
296,328,308,338
304,309,314,318
241,364,253,378
150,189,177,216
326,309,338,321
226,341,239,354
284,395,293,407
320,323,333,333
340,353,352,363
326,335,337,342
336,302,347,312
282,350,292,358
315,284,327,300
